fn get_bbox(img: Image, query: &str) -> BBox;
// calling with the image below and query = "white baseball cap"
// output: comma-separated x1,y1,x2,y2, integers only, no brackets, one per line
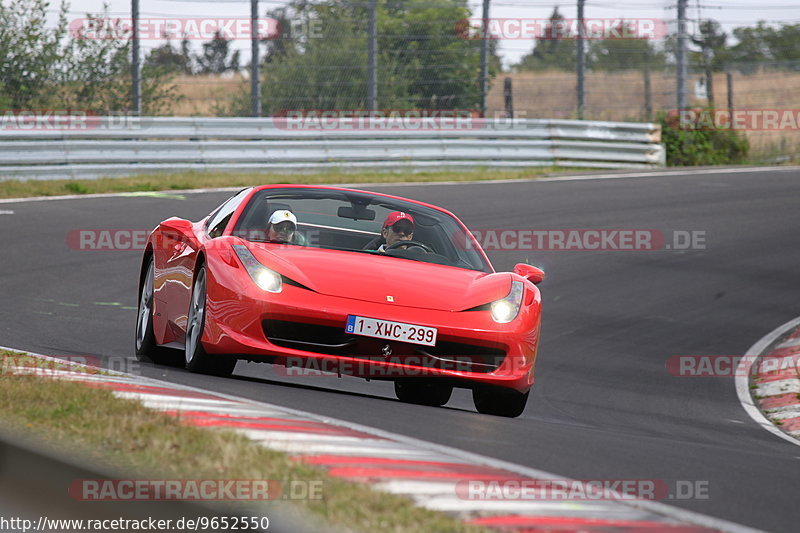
268,210,297,226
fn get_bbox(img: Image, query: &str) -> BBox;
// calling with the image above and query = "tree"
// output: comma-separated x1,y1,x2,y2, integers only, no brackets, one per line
0,0,72,108
262,7,297,64
689,20,729,72
728,22,800,70
765,24,800,63
590,22,665,71
0,0,177,114
515,8,576,71
146,39,193,74
251,0,486,114
195,32,240,75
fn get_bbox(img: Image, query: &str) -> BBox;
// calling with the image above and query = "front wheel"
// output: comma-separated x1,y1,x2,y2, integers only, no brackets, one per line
394,379,452,407
185,264,236,377
472,385,529,418
135,257,181,366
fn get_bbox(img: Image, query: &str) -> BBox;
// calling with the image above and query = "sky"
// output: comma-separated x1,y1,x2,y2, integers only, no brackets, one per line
52,0,800,68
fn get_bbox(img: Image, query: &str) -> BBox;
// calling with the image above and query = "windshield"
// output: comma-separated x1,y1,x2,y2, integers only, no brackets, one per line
232,188,492,273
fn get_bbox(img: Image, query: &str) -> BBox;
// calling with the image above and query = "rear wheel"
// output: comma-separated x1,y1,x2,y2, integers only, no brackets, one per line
135,258,182,366
185,265,236,377
394,379,453,407
472,385,529,418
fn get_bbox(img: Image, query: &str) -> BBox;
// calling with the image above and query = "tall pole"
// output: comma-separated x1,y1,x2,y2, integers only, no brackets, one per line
367,0,378,110
503,77,513,118
703,38,714,107
727,71,734,127
131,0,141,115
677,0,688,111
251,0,261,117
479,0,490,117
576,0,585,120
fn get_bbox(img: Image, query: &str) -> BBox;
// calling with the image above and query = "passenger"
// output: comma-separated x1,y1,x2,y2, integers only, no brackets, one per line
266,210,301,244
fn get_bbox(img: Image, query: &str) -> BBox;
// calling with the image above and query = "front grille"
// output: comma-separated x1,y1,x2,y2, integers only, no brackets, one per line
263,319,506,373
263,319,356,355
416,341,506,373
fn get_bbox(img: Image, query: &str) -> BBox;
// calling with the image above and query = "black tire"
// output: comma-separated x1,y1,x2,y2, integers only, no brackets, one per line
394,379,453,407
135,257,182,366
185,264,237,377
472,385,529,418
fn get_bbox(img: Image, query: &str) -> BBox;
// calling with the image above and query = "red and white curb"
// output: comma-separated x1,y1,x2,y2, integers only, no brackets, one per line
736,316,800,444
2,347,764,533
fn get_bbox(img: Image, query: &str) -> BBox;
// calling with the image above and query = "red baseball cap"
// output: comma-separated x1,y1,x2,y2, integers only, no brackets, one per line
383,211,415,228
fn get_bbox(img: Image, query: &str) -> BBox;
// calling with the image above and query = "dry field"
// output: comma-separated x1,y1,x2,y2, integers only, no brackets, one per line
487,69,800,158
169,74,249,116
166,70,800,158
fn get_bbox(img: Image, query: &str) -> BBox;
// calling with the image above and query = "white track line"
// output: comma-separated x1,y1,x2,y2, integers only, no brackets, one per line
735,316,800,447
0,344,765,533
0,166,796,204
776,337,800,349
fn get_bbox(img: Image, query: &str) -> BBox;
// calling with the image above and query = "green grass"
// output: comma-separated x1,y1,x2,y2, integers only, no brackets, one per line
0,167,578,199
0,350,487,533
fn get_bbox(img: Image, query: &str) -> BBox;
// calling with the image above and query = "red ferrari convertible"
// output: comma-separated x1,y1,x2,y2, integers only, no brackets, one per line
135,185,543,417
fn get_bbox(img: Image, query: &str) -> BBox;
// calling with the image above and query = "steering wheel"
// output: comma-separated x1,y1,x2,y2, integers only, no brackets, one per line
385,240,435,253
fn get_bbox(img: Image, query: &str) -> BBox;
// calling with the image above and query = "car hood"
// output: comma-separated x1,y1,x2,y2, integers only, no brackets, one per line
248,244,510,312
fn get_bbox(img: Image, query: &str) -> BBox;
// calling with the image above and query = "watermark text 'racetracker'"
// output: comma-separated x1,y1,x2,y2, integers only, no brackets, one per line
69,479,323,501
69,17,322,40
458,18,667,40
0,110,135,130
66,229,708,252
1,354,145,377
457,479,709,501
274,109,488,131
672,108,800,131
464,229,706,251
666,354,800,377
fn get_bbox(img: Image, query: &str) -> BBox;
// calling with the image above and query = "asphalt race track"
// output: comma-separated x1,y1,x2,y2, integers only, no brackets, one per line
2,168,799,532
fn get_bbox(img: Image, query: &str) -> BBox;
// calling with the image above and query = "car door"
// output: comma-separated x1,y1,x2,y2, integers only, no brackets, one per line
159,189,252,345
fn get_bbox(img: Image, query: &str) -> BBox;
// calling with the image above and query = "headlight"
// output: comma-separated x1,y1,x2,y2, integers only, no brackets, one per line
490,280,524,323
233,244,282,293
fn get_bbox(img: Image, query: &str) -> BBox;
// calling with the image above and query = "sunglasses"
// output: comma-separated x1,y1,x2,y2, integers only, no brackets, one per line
273,222,295,233
389,223,414,236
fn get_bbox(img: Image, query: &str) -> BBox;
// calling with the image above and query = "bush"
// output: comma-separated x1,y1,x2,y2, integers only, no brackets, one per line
659,109,750,166
0,0,177,114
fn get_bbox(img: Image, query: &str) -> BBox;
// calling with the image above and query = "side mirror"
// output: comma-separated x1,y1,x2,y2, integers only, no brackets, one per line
513,263,545,285
158,218,197,247
160,217,193,234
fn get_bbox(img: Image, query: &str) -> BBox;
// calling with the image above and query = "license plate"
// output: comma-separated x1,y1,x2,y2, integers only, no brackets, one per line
345,315,437,346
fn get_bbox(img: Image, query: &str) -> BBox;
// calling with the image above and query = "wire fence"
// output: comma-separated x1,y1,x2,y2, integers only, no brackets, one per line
3,0,800,158
484,61,800,158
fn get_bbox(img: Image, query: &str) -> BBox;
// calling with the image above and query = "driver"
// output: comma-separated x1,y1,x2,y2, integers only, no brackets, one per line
378,211,415,253
266,209,301,244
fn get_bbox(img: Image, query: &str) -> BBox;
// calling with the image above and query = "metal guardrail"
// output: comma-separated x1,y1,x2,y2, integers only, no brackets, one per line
0,117,664,180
